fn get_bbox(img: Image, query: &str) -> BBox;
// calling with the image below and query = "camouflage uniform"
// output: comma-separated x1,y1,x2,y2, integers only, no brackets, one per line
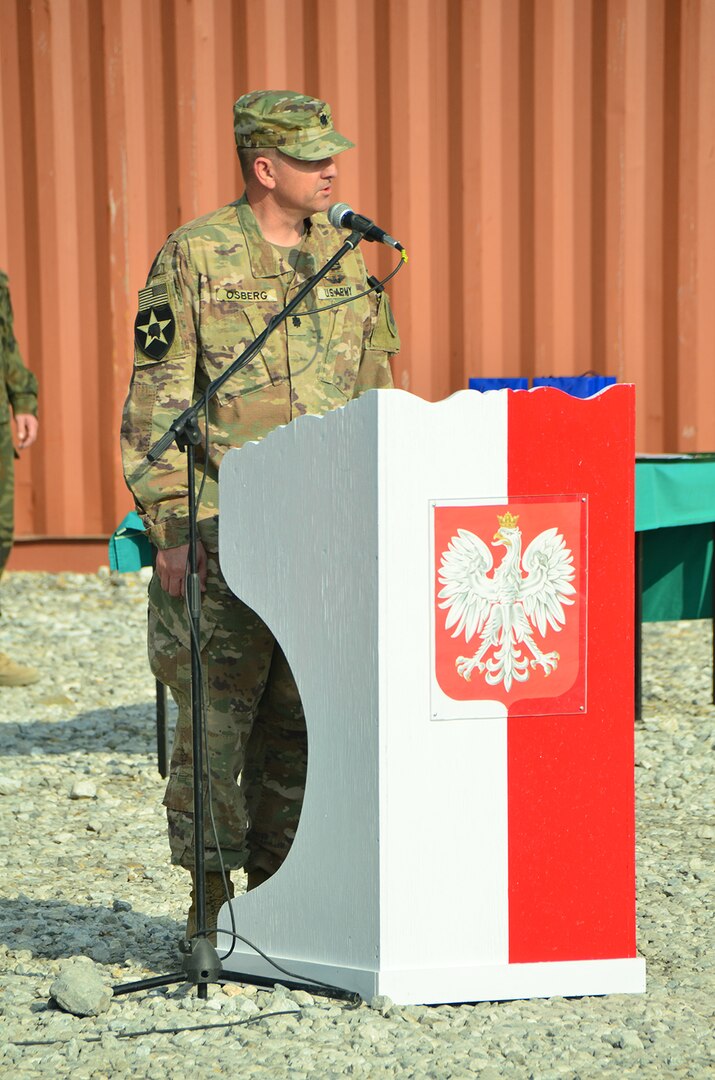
121,92,400,877
0,271,38,577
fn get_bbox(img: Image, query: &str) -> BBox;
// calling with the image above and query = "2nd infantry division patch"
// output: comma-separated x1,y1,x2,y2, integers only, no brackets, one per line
134,282,175,361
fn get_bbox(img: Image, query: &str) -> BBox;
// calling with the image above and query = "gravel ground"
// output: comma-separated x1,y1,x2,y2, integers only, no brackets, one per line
0,569,712,1079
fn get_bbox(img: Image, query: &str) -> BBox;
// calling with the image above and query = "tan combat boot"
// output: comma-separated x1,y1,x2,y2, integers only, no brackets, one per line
185,871,234,945
0,652,40,687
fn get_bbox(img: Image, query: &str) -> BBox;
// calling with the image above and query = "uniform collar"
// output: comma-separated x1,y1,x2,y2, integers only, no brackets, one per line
236,194,319,280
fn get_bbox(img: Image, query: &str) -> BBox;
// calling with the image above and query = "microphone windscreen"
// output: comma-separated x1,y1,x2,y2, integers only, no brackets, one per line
327,202,352,229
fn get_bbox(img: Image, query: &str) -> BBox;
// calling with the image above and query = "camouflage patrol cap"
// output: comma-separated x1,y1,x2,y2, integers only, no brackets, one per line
233,90,354,161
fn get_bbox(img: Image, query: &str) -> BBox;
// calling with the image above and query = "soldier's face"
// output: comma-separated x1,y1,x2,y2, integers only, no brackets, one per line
271,153,338,217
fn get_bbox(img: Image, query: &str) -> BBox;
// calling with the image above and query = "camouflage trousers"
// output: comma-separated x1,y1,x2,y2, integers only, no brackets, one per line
147,547,307,876
0,420,15,580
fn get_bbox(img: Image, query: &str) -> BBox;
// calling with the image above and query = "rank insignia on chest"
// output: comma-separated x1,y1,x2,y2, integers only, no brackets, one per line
134,283,175,361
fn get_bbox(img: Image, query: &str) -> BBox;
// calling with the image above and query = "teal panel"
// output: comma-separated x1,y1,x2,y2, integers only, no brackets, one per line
109,511,154,573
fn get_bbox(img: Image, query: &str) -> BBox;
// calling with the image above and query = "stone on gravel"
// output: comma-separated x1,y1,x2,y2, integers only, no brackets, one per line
370,993,394,1015
70,779,97,799
237,996,260,1017
49,962,113,1016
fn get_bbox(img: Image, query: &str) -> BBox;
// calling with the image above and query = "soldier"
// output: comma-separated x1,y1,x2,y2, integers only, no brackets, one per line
0,270,39,687
121,90,400,939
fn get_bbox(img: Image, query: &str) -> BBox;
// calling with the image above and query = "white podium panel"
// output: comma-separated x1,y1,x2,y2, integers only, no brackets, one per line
217,387,645,1004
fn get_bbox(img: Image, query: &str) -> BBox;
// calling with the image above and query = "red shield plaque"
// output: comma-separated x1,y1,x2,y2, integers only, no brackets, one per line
432,495,587,716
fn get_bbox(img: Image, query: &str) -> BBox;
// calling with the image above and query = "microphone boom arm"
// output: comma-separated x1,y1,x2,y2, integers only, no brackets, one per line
147,229,365,462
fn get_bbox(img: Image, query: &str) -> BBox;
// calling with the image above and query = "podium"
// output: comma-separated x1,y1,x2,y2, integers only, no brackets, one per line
217,387,645,1004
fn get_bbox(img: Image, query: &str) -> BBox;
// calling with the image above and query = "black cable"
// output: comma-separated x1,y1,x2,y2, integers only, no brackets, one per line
12,1008,306,1047
191,251,403,522
176,242,405,984
181,388,238,956
182,562,239,960
184,922,361,1005
292,250,406,317
193,391,211,511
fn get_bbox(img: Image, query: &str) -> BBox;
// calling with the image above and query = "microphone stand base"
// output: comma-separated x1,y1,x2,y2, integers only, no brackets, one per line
111,942,360,1003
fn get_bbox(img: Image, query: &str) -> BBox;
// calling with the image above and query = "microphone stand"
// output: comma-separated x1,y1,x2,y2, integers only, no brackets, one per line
112,230,365,1004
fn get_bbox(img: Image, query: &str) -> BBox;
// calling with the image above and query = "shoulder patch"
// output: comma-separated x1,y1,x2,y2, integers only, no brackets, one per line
134,281,175,361
367,293,400,353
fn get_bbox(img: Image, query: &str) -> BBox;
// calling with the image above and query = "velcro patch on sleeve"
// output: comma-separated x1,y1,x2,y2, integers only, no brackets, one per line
134,281,176,361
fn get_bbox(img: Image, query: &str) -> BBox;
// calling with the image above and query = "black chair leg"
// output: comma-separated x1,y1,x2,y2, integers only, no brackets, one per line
711,524,715,705
156,679,169,778
635,531,643,723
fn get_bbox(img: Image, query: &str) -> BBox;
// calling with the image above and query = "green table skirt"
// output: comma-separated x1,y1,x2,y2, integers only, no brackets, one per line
636,457,715,622
640,523,713,622
108,458,715,622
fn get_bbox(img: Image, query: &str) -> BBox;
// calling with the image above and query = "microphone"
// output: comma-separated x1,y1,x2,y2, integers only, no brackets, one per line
328,203,404,251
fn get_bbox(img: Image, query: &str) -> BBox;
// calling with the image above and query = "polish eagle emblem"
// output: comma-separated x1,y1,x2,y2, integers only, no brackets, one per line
437,511,576,692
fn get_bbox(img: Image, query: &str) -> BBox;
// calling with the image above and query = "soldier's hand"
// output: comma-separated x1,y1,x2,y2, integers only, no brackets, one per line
156,541,208,597
15,414,38,449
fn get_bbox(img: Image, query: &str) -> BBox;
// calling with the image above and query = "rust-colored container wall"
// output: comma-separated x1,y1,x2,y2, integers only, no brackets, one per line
1,0,714,569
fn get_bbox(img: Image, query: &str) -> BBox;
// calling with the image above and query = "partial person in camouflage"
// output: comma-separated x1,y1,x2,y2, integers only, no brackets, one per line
0,270,39,687
121,90,400,940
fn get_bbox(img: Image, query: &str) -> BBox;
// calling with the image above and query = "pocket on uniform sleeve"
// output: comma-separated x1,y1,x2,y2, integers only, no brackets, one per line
366,293,400,353
121,380,158,458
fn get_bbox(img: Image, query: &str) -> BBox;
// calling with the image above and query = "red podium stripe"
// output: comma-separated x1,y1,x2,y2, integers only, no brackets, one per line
506,387,637,963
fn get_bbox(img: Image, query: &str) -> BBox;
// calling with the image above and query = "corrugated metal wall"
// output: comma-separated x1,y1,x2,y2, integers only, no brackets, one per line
1,0,714,568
